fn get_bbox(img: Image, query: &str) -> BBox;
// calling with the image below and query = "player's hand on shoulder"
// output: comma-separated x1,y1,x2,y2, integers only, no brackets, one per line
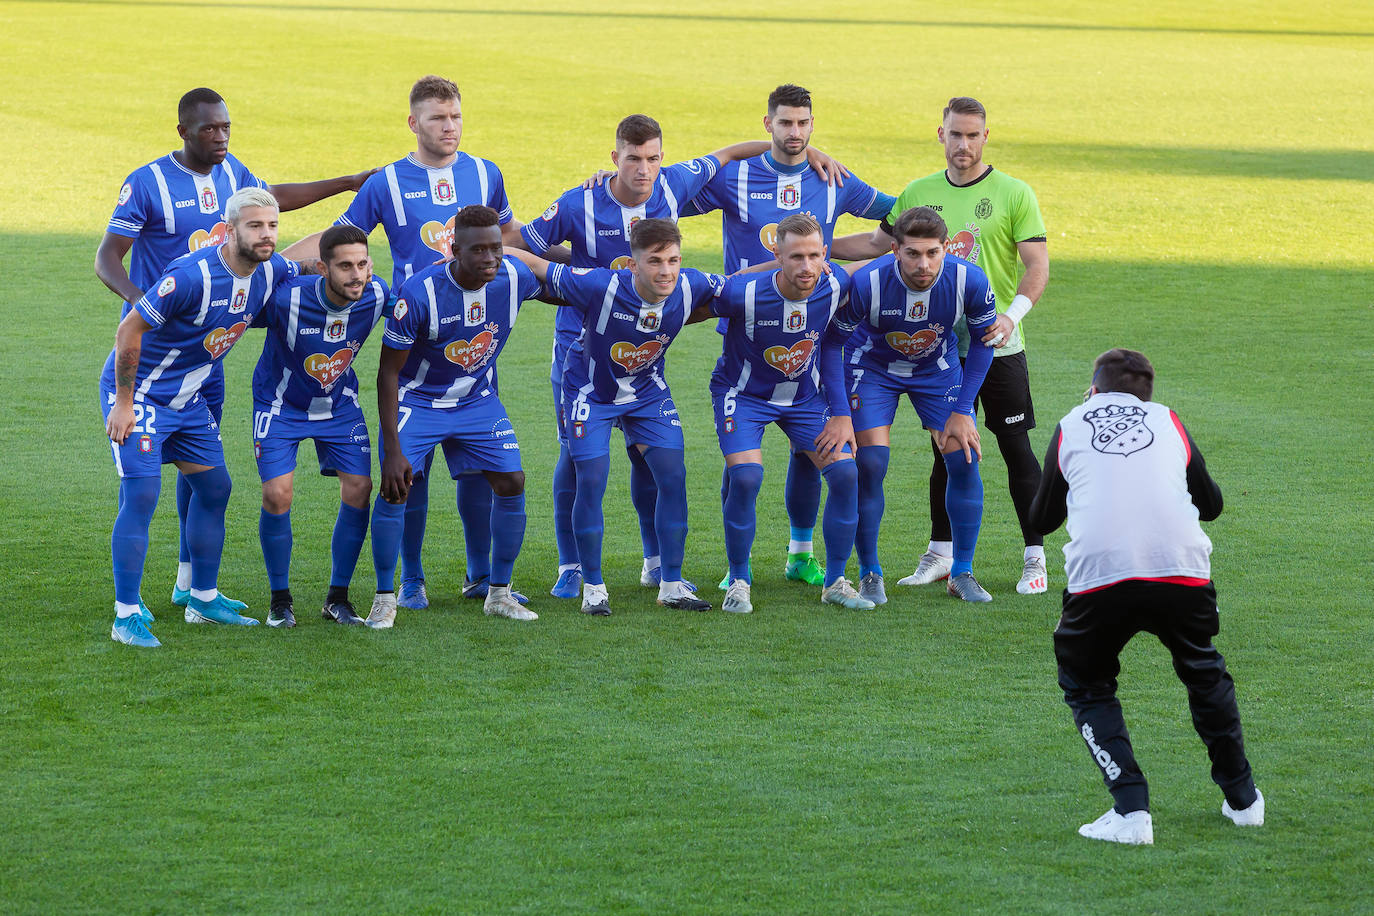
348,167,380,191
805,147,850,186
580,169,615,190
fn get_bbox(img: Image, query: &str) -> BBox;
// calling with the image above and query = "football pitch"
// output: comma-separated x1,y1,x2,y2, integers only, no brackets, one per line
3,0,1372,912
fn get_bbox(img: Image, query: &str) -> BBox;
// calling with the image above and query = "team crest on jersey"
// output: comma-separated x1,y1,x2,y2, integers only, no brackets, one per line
572,421,585,439
199,185,218,213
118,183,133,206
393,298,409,321
764,332,819,378
229,288,248,314
945,225,981,263
138,435,153,454
1085,404,1154,457
157,276,176,297
188,222,227,252
907,299,928,321
609,334,670,373
325,317,347,343
975,197,993,219
850,393,862,411
434,177,455,204
541,202,559,221
885,326,943,360
785,307,807,331
443,323,500,371
304,348,355,391
723,417,735,434
203,322,249,359
637,309,661,332
466,300,485,325
779,184,801,209
254,441,261,458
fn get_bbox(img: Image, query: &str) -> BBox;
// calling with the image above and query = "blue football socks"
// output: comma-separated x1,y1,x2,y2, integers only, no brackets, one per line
111,476,161,606
330,502,369,589
259,508,292,591
855,445,890,578
572,454,611,586
820,460,859,587
942,450,984,577
723,462,764,583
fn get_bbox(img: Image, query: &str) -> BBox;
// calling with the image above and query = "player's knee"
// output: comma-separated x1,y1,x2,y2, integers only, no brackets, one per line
726,462,764,499
487,470,525,498
261,477,293,514
340,475,372,508
855,445,890,483
822,458,858,490
187,466,232,509
119,477,161,520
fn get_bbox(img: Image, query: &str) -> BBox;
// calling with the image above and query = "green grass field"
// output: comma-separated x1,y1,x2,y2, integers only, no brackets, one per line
3,1,1373,912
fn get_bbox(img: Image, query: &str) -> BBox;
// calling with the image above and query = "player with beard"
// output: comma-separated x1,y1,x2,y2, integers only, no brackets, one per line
251,226,390,628
367,207,543,628
97,87,373,619
104,188,298,646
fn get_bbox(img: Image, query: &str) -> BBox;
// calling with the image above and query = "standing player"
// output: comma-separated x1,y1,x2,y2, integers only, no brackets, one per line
251,226,390,629
1028,349,1263,845
367,207,541,628
286,75,546,613
682,84,895,589
96,87,372,614
837,96,1051,595
508,220,720,616
822,207,998,604
104,188,296,646
520,114,835,599
703,213,871,614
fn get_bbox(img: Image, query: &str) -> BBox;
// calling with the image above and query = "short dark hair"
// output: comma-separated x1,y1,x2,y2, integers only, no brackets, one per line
629,218,681,255
454,205,500,231
775,212,822,247
768,83,812,115
1093,348,1155,400
943,96,986,122
178,88,224,125
616,114,663,148
410,75,461,108
319,225,369,264
891,206,948,244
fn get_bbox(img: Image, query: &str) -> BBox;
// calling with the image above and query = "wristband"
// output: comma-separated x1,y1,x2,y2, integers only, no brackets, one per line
1004,294,1033,325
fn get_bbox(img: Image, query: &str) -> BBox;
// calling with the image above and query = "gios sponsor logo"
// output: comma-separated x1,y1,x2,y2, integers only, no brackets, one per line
443,323,501,371
1084,404,1153,457
609,335,669,373
188,222,228,252
303,348,355,390
763,334,818,379
202,322,249,359
1081,723,1122,780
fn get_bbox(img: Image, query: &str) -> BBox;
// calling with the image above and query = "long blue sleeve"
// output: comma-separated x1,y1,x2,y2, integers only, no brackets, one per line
953,337,995,417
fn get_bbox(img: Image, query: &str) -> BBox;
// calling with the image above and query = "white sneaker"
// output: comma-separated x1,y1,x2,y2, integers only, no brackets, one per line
484,586,537,621
722,579,753,614
1077,808,1153,845
365,592,398,629
897,550,952,586
821,577,875,610
1017,555,1048,594
1222,789,1264,826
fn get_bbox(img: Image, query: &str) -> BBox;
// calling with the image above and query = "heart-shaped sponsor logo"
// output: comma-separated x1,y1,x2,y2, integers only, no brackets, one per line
188,222,227,252
763,339,814,378
444,331,494,370
203,321,249,360
945,229,976,260
609,339,663,373
421,217,456,256
884,329,939,360
304,348,354,389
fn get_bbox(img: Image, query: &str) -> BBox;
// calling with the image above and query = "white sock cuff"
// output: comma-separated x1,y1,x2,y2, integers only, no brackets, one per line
175,562,192,590
1024,545,1046,561
115,601,142,619
189,587,218,603
928,541,953,557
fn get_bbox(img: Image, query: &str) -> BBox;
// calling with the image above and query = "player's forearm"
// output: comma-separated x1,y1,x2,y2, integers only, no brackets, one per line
113,329,142,402
1014,243,1049,305
282,230,324,263
1184,433,1224,521
953,338,995,416
829,230,889,262
817,339,849,416
1027,427,1068,534
95,242,143,304
709,140,769,166
270,174,366,212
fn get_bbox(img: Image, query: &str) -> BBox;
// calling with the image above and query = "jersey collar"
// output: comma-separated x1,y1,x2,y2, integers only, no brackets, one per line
762,151,809,176
944,165,995,189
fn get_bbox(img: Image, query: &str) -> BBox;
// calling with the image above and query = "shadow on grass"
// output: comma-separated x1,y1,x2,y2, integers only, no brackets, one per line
20,0,1374,39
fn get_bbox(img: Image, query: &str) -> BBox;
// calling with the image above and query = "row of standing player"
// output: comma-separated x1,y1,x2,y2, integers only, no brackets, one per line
97,78,1048,637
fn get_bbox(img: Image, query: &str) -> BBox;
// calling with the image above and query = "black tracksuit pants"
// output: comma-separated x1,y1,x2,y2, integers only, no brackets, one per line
1054,579,1258,814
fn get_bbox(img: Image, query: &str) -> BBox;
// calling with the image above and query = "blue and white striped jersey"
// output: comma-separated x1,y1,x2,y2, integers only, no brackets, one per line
251,275,390,422
709,265,849,407
337,152,513,290
682,153,894,273
382,257,542,409
101,246,297,408
546,264,723,405
520,156,720,337
106,152,268,294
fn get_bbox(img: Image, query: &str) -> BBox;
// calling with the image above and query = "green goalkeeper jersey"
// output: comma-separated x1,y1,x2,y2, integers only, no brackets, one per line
886,166,1045,357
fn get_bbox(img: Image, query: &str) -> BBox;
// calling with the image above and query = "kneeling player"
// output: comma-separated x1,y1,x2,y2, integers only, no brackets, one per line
822,207,998,603
368,207,541,627
701,213,870,613
103,188,296,646
252,226,389,628
508,219,720,616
